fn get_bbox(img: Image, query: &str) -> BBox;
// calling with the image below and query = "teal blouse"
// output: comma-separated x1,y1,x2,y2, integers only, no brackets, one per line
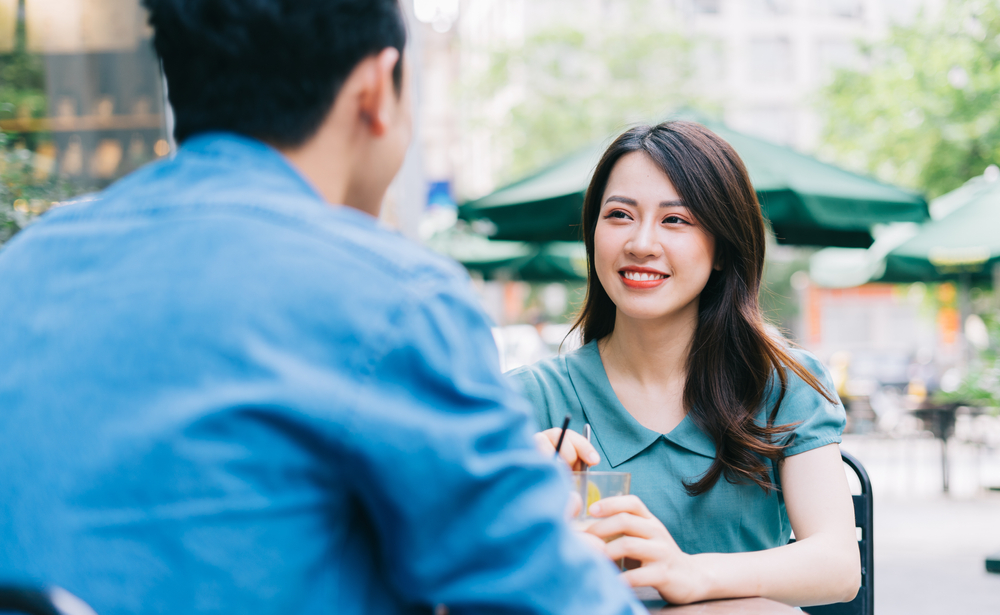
507,340,846,555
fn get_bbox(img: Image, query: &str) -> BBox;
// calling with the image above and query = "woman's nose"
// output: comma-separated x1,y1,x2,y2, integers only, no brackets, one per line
625,220,663,258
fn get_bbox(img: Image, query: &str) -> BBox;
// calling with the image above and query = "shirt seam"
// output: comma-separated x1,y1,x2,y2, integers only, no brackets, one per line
783,435,842,457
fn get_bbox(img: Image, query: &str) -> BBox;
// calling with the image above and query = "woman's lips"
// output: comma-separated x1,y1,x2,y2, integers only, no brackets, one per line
619,270,669,289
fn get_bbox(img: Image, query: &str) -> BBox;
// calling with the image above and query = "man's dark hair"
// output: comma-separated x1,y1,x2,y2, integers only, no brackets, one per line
143,0,407,146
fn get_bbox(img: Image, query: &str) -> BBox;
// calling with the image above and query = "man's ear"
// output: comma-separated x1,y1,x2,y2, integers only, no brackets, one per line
357,47,401,138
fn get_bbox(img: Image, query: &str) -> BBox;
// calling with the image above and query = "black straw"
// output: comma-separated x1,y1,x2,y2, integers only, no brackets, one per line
553,413,572,458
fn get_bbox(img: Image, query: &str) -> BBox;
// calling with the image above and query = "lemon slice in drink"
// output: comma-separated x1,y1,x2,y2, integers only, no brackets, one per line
586,481,602,508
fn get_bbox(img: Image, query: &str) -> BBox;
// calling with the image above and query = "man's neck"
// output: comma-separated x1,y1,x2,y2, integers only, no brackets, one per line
278,138,354,210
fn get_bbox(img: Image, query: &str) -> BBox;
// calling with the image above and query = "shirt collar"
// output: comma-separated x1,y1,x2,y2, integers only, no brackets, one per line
171,132,384,231
179,132,326,203
565,340,716,466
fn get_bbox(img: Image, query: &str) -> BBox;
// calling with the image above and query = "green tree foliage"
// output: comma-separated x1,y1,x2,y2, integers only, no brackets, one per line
0,1,73,247
819,0,1000,199
0,0,47,150
0,132,74,246
936,312,1000,410
460,0,698,187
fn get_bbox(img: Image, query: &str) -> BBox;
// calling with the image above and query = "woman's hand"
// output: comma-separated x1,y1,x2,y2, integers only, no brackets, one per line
585,495,711,605
534,428,600,470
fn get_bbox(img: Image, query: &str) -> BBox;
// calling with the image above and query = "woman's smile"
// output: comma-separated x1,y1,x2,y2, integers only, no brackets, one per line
619,266,670,289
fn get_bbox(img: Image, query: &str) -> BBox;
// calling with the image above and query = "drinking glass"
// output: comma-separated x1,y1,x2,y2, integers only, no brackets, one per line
570,471,630,530
572,471,630,568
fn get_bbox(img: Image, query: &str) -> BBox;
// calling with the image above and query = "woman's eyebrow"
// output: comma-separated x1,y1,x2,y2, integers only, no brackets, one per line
604,196,686,208
604,195,637,206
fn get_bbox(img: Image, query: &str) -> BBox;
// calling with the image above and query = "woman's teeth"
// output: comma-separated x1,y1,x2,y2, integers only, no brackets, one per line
622,271,666,281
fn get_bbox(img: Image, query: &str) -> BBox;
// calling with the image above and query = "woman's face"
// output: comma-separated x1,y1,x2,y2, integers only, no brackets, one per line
594,151,718,325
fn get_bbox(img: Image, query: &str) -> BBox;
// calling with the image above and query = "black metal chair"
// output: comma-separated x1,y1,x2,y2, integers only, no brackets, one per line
802,449,874,615
0,586,97,615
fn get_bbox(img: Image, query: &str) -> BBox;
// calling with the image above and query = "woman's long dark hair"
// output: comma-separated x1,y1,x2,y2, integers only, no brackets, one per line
573,121,836,495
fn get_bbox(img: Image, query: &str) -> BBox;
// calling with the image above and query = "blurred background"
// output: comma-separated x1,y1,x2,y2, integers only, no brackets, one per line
2,0,999,612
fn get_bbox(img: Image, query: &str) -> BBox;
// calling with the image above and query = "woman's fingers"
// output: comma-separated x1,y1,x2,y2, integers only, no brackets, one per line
559,430,601,468
538,428,600,469
533,432,556,456
619,564,668,588
573,530,609,555
586,511,663,542
588,494,654,519
602,535,670,564
618,555,704,606
565,491,583,519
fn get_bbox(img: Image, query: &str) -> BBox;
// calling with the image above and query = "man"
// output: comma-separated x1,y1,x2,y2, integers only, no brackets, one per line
0,1,644,614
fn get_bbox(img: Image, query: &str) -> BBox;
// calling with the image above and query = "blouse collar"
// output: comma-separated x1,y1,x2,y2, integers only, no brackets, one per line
564,340,716,467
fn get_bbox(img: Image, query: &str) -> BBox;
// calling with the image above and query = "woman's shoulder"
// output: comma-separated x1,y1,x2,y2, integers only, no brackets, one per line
783,346,828,378
771,346,847,455
777,346,839,401
505,342,595,430
506,348,574,396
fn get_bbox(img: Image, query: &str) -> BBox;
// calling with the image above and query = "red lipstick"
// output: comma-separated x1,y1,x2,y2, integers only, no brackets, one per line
618,266,669,289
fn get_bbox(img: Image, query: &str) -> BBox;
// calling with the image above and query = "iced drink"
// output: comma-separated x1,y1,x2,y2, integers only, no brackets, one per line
571,471,630,568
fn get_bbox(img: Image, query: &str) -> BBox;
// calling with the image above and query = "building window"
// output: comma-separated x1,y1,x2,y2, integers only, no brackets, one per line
692,0,722,15
821,0,864,19
694,39,726,83
746,0,793,16
0,0,167,201
748,37,793,84
815,39,860,82
730,106,795,146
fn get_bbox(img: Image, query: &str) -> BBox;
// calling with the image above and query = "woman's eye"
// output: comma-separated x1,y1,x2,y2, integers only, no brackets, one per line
663,215,689,225
605,210,631,220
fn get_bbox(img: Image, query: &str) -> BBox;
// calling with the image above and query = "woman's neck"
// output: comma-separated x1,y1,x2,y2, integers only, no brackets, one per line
600,308,698,386
597,306,699,433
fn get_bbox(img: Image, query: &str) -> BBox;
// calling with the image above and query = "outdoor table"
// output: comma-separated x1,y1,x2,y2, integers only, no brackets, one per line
635,587,800,614
909,401,987,493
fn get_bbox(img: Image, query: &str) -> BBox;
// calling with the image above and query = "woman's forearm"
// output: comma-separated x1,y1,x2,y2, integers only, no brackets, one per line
691,533,861,606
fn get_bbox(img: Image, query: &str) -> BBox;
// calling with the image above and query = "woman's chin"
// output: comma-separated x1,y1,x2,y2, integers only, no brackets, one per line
614,301,699,326
615,307,680,323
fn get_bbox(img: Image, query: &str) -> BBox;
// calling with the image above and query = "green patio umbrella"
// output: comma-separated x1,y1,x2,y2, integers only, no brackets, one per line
460,116,928,248
809,171,1000,373
881,174,1000,283
810,172,1000,288
517,241,588,281
425,228,534,280
428,229,588,282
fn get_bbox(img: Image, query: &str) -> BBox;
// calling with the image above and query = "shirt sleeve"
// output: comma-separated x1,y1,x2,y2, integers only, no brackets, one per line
342,277,643,615
773,349,847,457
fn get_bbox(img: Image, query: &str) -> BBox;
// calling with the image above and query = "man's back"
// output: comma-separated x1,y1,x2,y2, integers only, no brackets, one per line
0,134,641,614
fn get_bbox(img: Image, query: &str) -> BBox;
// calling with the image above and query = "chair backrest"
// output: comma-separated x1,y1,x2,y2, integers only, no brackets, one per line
802,449,874,615
0,586,98,615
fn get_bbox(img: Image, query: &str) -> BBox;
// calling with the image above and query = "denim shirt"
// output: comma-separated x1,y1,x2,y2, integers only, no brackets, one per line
508,340,846,555
0,134,643,615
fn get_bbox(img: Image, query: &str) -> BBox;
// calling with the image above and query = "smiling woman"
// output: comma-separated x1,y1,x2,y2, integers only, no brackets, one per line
594,152,717,337
508,122,861,607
